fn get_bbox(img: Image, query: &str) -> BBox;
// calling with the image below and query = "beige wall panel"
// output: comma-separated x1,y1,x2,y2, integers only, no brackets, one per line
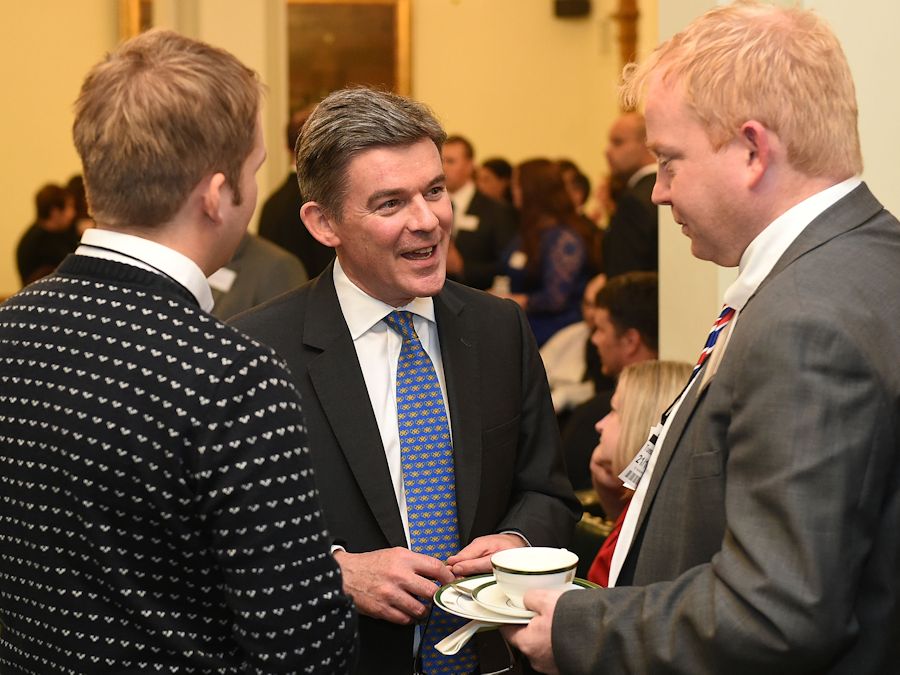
1,1,118,297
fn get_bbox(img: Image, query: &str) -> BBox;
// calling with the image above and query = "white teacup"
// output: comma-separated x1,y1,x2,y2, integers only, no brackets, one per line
490,547,578,609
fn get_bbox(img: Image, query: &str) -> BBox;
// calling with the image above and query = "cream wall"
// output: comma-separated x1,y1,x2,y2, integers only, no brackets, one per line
14,0,896,360
0,0,288,298
1,1,118,297
412,0,658,186
1,0,656,298
656,0,900,362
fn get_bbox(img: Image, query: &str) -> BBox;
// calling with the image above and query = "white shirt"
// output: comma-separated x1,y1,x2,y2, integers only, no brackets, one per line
75,228,215,312
540,320,595,412
608,176,861,587
332,259,450,545
450,180,476,218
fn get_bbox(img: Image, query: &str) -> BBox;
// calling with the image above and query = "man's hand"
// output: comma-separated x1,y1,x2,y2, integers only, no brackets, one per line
333,547,455,624
501,588,566,675
446,533,526,577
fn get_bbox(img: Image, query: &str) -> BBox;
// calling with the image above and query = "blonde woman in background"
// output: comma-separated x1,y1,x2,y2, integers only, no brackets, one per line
587,360,691,586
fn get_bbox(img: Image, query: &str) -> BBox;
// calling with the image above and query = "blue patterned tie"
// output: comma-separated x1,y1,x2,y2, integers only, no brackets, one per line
383,311,478,675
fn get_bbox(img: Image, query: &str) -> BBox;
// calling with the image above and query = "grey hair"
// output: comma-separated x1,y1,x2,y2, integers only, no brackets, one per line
296,87,447,218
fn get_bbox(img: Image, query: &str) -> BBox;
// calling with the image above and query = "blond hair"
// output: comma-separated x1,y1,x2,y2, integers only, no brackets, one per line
612,361,692,475
620,0,861,179
73,30,262,229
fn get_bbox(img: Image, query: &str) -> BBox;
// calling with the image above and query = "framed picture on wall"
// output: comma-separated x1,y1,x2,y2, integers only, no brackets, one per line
118,0,153,41
287,0,411,112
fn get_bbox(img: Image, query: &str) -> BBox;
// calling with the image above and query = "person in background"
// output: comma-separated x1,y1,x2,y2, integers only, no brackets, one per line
257,104,335,278
495,158,597,347
540,272,609,421
208,232,308,320
586,360,691,586
0,29,357,673
231,86,579,674
560,271,658,491
601,111,658,277
66,174,94,235
442,135,518,289
476,156,514,205
15,182,77,286
505,2,900,672
559,158,604,275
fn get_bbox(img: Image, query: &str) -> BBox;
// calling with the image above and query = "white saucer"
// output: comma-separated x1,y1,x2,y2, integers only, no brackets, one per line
434,576,529,625
434,576,600,624
472,581,536,618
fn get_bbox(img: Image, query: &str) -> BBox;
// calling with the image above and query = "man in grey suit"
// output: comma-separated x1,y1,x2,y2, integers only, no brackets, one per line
232,87,578,674
505,2,900,673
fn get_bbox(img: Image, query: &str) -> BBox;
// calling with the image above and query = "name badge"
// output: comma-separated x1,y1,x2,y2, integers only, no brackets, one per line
455,214,480,232
207,266,237,292
508,250,527,270
619,423,663,490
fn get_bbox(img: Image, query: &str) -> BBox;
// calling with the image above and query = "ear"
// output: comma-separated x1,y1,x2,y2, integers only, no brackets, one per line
620,326,642,355
200,173,228,226
301,201,341,248
738,120,772,189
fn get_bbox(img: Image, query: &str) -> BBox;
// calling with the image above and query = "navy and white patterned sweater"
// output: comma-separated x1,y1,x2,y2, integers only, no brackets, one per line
0,255,357,674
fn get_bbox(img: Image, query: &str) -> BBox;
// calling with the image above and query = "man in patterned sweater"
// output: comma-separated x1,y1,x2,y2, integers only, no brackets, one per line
0,30,357,673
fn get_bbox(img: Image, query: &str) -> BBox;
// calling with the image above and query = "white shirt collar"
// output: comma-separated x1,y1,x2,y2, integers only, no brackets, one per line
450,180,476,216
75,228,215,312
627,163,657,188
724,177,861,310
332,258,436,339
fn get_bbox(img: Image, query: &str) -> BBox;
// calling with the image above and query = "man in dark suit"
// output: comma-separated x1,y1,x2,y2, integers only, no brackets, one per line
601,112,658,278
257,106,334,278
441,135,518,289
560,272,658,491
232,88,579,674
16,183,78,286
506,3,900,673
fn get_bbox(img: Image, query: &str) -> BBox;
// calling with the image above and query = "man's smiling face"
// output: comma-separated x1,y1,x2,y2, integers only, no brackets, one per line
329,138,453,306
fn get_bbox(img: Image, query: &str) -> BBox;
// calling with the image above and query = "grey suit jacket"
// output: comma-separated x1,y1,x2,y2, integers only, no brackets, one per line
210,233,307,320
553,183,900,674
231,267,579,674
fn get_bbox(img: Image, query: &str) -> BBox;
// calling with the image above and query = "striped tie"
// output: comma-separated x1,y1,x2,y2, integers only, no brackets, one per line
690,305,736,382
383,311,477,675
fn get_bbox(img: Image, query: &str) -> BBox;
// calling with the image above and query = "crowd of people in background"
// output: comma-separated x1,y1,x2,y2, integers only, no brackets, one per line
17,109,663,519
6,2,900,672
19,107,661,366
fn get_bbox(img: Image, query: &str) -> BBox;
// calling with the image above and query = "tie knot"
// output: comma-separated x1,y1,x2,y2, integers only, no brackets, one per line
384,310,418,341
716,305,736,324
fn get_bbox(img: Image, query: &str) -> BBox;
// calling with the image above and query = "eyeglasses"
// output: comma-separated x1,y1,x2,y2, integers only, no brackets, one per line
412,601,517,675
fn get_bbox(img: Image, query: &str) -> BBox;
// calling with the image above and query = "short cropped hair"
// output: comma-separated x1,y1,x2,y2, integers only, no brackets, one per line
595,271,659,353
297,87,446,218
73,30,262,229
35,184,70,221
620,0,862,179
444,135,475,160
481,157,512,181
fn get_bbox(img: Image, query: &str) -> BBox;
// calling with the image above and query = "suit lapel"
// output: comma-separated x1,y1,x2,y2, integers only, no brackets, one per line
303,270,408,548
626,367,708,549
434,286,483,544
626,183,884,565
755,182,883,299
